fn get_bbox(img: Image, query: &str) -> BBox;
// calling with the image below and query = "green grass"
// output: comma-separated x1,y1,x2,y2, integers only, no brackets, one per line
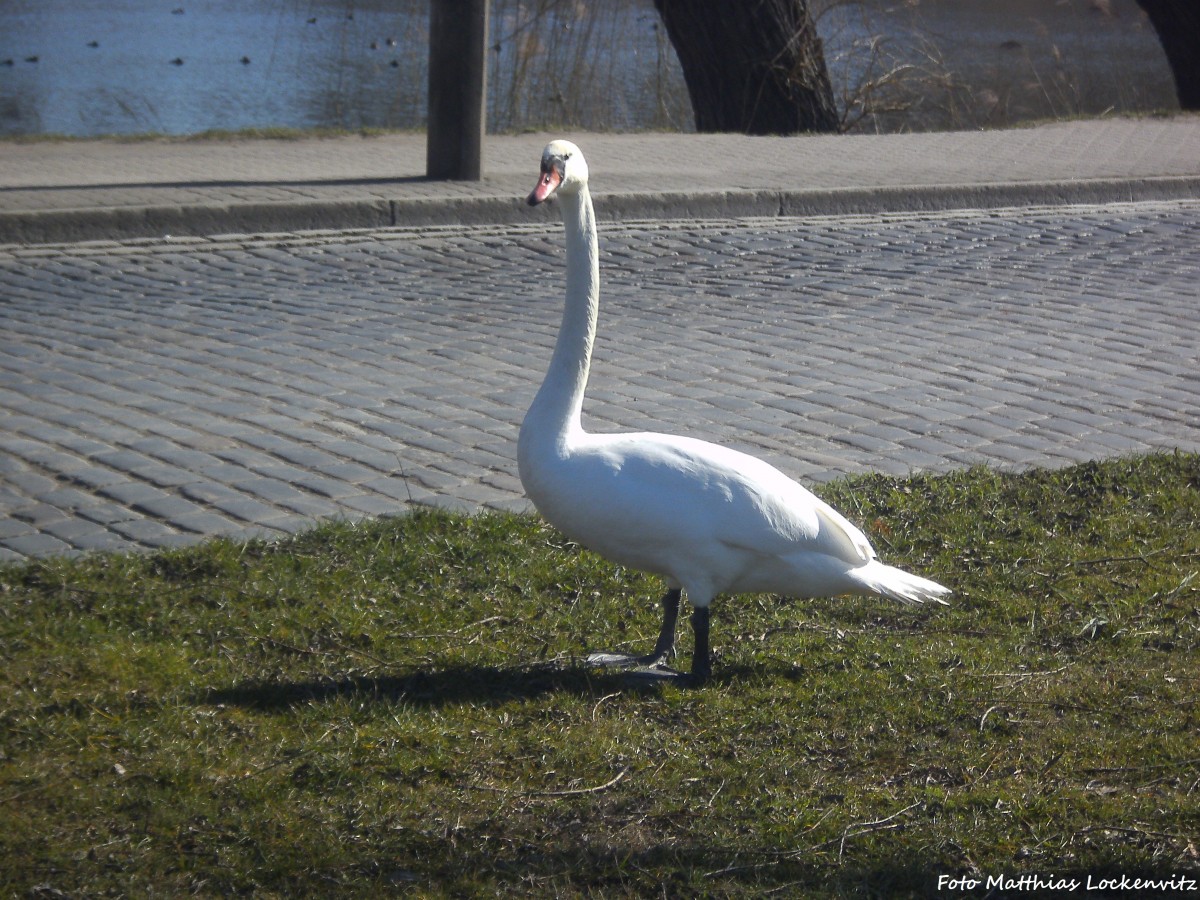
2,453,1198,897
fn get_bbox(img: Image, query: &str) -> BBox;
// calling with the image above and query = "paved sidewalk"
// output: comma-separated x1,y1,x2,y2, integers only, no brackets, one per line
2,116,1199,243
1,118,1199,561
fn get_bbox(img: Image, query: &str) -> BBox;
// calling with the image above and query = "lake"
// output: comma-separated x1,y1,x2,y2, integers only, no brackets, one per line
0,0,1179,138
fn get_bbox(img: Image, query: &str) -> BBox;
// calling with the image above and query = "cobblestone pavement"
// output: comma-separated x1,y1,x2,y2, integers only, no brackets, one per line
2,199,1198,560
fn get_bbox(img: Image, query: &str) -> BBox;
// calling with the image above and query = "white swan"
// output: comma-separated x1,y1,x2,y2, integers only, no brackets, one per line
520,139,949,683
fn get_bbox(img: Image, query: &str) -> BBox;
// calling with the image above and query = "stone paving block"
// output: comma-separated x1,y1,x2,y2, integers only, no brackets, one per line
479,469,524,493
0,517,37,540
258,514,322,536
59,468,130,496
3,469,62,500
451,481,519,508
1082,431,1156,455
10,502,72,528
179,483,282,523
952,417,1027,440
74,501,140,526
130,493,209,522
0,481,27,507
482,496,533,514
340,492,405,517
898,433,975,459
309,461,382,485
38,516,112,547
835,432,904,455
237,482,344,519
229,476,310,505
358,473,432,504
5,439,93,477
232,447,307,477
415,495,478,515
2,531,73,558
96,480,176,508
136,464,203,489
289,473,364,500
195,460,263,485
261,443,345,471
136,446,220,472
403,467,464,492
171,511,245,536
315,439,403,473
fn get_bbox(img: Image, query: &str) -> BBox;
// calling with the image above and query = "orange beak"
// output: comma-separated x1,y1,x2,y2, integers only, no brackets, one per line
527,163,562,206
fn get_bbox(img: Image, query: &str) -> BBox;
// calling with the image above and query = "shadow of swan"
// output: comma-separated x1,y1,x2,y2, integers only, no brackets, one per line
198,660,685,711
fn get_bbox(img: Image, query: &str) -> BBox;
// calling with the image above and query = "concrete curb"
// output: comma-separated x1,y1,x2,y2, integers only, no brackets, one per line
4,175,1199,245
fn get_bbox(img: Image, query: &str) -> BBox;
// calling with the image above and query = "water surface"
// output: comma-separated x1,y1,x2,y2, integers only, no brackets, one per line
0,0,1178,137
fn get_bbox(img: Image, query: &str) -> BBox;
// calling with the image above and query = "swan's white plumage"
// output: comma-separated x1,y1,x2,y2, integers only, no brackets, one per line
519,139,949,676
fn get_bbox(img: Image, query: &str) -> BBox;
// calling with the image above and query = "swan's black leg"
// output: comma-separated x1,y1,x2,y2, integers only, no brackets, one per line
690,606,712,684
585,587,682,676
643,588,681,665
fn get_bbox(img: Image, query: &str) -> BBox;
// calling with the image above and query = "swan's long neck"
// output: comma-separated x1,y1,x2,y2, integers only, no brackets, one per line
525,184,599,447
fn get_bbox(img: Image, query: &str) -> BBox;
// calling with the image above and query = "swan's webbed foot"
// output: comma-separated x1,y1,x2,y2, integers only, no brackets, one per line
585,588,684,681
585,651,686,681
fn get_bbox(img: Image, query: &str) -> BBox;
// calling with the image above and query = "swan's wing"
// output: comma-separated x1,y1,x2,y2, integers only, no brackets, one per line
810,501,877,563
725,456,876,565
581,432,875,566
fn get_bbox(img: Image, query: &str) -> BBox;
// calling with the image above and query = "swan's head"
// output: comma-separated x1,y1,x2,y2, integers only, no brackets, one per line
527,139,588,206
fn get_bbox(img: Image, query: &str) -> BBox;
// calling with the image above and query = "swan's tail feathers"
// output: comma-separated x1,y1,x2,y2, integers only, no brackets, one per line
852,561,951,606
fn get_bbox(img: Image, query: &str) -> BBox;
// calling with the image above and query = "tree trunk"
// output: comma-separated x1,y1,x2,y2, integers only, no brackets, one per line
652,0,839,135
1136,0,1200,109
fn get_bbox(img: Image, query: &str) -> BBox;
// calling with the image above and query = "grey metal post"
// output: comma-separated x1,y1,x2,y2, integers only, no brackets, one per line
426,0,489,180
